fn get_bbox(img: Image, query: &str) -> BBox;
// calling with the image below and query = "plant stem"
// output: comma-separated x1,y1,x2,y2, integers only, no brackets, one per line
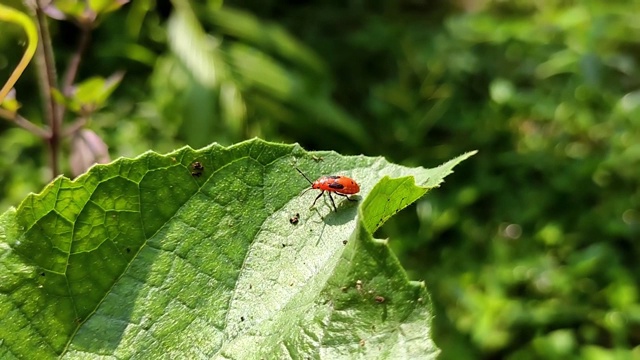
0,4,38,103
59,26,91,122
0,109,50,138
63,117,87,137
34,1,60,178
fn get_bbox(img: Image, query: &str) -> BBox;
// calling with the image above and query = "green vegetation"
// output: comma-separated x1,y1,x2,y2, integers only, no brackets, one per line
0,139,471,358
1,0,639,358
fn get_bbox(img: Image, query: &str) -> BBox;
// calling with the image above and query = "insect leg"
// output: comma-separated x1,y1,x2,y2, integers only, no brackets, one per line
328,192,338,212
311,191,324,207
336,193,357,202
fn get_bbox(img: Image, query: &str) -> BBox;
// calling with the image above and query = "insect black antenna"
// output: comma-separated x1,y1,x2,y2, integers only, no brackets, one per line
295,167,314,185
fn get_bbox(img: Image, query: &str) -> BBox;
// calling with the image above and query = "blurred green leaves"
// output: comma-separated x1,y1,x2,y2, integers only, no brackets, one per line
43,0,129,25
52,72,124,116
228,1,640,358
154,1,367,148
1,0,639,358
0,139,473,358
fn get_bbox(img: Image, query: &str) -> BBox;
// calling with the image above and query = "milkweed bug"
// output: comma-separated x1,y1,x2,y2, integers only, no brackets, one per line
295,167,360,212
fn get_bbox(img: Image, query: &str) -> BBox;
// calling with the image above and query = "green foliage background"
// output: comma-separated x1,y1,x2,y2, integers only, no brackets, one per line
1,0,639,358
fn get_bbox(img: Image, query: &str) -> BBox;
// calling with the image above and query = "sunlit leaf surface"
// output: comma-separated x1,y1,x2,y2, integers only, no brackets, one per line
0,139,474,359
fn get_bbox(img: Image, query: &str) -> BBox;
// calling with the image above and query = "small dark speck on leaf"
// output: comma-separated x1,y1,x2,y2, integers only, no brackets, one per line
341,287,348,292
342,240,348,245
240,316,245,322
289,213,300,225
126,247,131,253
40,272,45,276
191,161,204,177
281,243,286,248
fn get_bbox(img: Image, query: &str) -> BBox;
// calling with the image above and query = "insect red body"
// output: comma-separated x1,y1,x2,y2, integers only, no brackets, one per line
296,168,360,212
311,176,360,195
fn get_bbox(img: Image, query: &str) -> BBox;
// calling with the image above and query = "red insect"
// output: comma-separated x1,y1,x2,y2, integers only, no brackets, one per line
295,167,360,212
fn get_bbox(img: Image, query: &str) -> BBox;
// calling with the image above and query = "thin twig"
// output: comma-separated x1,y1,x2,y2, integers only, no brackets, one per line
58,26,91,122
0,108,50,138
34,1,61,177
32,14,54,134
62,117,87,137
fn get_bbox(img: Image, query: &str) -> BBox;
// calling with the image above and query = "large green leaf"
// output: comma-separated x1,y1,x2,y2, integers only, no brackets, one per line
0,139,475,359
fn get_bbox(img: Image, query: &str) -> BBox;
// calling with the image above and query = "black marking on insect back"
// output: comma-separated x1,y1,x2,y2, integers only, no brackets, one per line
328,182,345,190
327,175,341,179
